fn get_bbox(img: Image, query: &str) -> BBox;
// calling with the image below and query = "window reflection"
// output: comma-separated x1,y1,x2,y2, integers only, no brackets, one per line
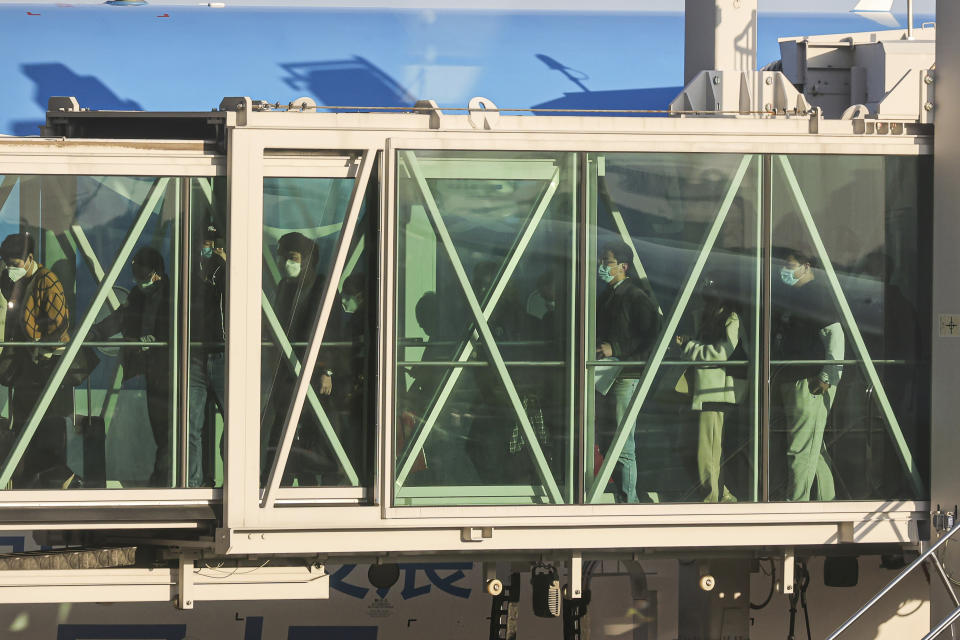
769,155,930,501
0,175,208,490
91,246,171,487
395,150,576,505
260,176,375,489
587,153,760,505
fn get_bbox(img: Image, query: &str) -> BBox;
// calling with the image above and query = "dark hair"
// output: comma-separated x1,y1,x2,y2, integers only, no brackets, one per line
131,246,165,275
202,223,223,243
342,272,366,296
600,240,633,270
278,232,318,268
472,261,498,289
776,245,818,269
415,291,438,337
0,233,34,262
697,278,738,344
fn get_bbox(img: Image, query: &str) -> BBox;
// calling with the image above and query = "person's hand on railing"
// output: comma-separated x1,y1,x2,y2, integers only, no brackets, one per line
139,334,156,351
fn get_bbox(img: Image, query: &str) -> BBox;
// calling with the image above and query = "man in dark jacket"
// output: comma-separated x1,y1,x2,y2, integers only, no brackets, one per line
188,224,226,487
596,240,661,503
262,231,336,486
331,272,370,479
92,246,171,486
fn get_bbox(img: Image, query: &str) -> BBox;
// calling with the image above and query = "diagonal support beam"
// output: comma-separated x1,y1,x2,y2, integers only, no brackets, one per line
66,225,122,311
340,235,366,291
598,176,663,316
98,361,125,422
587,155,754,503
923,604,960,640
260,292,359,486
778,155,924,497
261,150,375,508
0,175,19,214
401,151,564,504
394,164,560,491
195,175,215,209
394,165,560,489
0,178,169,489
929,555,960,609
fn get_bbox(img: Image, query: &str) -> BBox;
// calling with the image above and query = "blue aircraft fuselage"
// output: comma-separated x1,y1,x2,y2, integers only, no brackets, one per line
0,5,932,135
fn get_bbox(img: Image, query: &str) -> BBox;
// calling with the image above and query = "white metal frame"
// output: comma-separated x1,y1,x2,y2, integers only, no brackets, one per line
0,177,169,488
0,112,934,556
0,139,222,519
224,126,388,531
0,562,328,606
587,154,755,503
215,109,931,544
777,155,924,496
261,150,374,507
392,151,564,502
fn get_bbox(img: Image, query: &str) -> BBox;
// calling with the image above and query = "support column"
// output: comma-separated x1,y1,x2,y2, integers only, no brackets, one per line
684,0,757,84
933,0,960,631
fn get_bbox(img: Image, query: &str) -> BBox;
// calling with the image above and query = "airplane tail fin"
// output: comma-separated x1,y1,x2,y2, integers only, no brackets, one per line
851,0,894,11
851,0,898,28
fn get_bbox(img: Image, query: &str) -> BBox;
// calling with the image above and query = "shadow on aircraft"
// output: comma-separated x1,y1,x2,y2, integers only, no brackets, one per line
278,54,681,117
10,54,685,136
280,56,415,110
12,63,143,135
533,53,681,116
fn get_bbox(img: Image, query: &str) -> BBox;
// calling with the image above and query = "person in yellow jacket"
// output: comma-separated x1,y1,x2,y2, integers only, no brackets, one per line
0,232,75,488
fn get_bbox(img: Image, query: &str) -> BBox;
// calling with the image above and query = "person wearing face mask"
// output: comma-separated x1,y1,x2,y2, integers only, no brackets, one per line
187,224,227,488
0,232,75,488
261,231,338,486
91,246,171,486
595,240,661,503
772,247,844,502
330,272,371,478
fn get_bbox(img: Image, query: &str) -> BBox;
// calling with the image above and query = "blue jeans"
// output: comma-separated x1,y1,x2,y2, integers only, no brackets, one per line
608,377,639,504
188,352,225,488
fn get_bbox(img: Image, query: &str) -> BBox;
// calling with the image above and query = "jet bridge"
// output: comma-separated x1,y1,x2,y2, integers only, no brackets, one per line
0,95,935,614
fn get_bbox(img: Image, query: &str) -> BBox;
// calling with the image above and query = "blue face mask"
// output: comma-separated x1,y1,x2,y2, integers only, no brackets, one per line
598,264,615,283
780,266,800,287
201,246,214,260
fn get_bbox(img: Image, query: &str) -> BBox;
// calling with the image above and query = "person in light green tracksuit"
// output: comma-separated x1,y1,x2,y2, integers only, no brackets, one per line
773,248,845,502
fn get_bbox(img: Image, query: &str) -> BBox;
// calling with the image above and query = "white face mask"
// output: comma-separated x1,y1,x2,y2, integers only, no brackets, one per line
139,277,157,290
284,260,301,278
6,266,26,283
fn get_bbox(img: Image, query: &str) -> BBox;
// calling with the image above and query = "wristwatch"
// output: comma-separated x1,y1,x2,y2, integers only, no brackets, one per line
323,369,334,377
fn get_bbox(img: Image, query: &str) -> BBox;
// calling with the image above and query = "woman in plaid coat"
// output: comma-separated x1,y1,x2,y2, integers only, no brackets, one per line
0,232,74,489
